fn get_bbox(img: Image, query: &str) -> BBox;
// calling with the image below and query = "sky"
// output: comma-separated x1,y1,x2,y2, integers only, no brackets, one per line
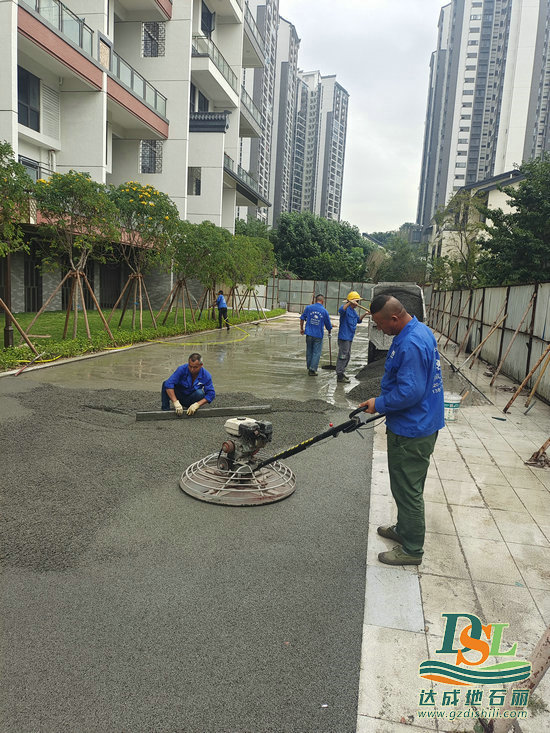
278,0,446,234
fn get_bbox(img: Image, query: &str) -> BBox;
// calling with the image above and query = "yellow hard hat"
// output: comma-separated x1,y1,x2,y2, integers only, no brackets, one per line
347,291,361,301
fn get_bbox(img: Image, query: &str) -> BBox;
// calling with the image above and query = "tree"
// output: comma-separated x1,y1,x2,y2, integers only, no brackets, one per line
0,140,37,351
478,155,550,284
108,181,179,329
29,171,120,340
184,220,234,317
234,216,271,239
0,141,33,257
376,235,427,283
432,189,486,288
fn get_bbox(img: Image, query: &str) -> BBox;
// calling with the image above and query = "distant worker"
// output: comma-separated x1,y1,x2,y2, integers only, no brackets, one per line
161,352,215,416
336,291,368,383
300,294,332,376
216,290,230,331
358,294,444,566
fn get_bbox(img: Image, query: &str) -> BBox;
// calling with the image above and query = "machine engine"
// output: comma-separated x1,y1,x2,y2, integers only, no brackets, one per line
218,417,273,469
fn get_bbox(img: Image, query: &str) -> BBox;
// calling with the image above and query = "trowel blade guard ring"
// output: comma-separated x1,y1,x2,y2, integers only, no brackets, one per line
180,453,296,506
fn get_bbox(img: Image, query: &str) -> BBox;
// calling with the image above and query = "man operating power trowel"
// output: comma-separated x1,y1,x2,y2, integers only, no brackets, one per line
358,294,444,566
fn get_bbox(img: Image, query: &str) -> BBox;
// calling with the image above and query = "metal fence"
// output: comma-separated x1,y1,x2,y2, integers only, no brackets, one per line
425,283,550,403
265,277,373,317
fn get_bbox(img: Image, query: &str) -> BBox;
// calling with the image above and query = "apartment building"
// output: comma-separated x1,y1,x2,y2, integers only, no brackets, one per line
1,0,268,312
289,70,349,221
417,0,550,229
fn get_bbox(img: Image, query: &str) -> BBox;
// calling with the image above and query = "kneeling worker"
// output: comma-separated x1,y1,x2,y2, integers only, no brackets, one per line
161,352,215,416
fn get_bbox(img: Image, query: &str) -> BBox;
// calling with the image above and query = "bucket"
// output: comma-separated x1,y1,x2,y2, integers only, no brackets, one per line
444,393,461,422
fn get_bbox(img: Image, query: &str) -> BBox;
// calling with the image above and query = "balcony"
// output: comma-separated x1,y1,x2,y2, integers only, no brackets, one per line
21,0,93,56
112,0,172,20
109,50,167,118
239,86,262,138
211,0,243,23
243,2,265,68
223,153,270,207
192,35,239,108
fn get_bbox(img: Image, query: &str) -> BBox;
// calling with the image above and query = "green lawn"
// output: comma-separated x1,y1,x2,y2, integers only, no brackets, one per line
0,307,285,372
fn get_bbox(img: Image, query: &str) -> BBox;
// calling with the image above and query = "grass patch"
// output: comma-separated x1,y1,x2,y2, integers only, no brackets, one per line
0,308,285,372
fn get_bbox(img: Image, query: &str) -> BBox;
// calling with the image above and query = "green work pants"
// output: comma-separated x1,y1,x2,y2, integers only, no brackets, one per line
386,428,438,557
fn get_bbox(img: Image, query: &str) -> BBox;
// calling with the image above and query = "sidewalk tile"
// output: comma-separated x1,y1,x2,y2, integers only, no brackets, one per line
515,488,550,517
458,448,495,465
426,501,455,535
531,588,550,624
364,566,424,632
450,505,500,540
460,537,524,584
469,465,509,485
367,524,418,575
488,449,530,468
479,484,526,511
503,468,546,491
358,625,434,727
434,460,471,482
473,581,546,649
421,533,470,579
492,509,550,547
443,479,485,507
424,477,445,504
357,714,434,731
419,576,476,635
506,543,550,590
369,494,396,525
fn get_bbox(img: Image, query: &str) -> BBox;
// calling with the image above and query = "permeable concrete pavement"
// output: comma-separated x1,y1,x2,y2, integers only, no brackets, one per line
0,315,374,733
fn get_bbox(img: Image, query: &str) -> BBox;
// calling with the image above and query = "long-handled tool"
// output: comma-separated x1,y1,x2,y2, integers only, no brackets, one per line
180,408,383,506
322,333,336,370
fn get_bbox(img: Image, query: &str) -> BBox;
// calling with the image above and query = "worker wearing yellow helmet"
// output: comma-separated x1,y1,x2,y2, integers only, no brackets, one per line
336,291,368,383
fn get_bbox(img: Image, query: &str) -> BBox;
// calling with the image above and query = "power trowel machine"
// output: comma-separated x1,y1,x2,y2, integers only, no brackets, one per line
180,408,383,506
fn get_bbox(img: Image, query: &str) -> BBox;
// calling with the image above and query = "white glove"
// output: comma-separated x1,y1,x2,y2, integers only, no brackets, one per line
172,400,184,416
186,402,200,416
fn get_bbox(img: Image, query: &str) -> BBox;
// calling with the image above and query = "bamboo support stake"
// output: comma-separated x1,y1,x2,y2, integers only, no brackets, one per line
107,277,132,324
456,298,483,357
503,341,550,413
490,292,536,386
444,292,471,348
525,351,550,407
0,298,38,355
469,306,507,369
22,270,71,340
184,280,196,324
83,274,115,342
63,275,76,339
77,273,91,339
453,313,507,374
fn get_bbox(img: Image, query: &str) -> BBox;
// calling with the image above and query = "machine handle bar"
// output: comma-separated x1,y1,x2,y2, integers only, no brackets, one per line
255,409,383,470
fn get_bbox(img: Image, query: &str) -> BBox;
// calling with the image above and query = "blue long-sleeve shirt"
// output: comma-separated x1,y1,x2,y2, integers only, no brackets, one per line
300,303,332,338
337,304,361,341
164,365,215,403
216,294,227,309
375,317,444,438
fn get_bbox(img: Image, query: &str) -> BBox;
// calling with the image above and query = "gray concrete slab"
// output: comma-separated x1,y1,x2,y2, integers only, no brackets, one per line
0,315,375,733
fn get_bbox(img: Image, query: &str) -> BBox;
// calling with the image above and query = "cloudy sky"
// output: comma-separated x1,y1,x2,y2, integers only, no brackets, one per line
278,0,445,234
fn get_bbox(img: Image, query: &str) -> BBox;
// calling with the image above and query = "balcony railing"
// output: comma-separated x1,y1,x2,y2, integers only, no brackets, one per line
192,35,238,94
22,0,93,56
240,86,262,128
110,50,167,117
224,153,262,195
244,2,265,57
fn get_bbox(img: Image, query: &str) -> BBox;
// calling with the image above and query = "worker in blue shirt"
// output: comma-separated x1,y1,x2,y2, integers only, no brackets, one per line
336,290,368,383
300,294,332,375
359,294,444,566
216,290,230,330
161,352,216,416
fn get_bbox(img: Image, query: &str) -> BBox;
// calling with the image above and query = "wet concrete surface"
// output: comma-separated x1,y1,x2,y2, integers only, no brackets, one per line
0,315,375,733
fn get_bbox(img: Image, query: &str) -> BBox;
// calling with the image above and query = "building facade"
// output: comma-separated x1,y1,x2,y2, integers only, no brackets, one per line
1,0,269,312
417,0,550,229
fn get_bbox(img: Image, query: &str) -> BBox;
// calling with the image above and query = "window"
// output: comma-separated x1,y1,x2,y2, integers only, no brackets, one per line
456,162,467,168
201,1,215,37
18,155,39,182
142,22,166,57
458,138,468,143
140,140,163,173
198,90,208,112
18,67,40,132
468,40,479,46
188,167,201,195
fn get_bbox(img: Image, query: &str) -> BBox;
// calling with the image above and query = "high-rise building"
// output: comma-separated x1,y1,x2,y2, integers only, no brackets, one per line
290,70,349,221
417,0,550,228
267,16,299,226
